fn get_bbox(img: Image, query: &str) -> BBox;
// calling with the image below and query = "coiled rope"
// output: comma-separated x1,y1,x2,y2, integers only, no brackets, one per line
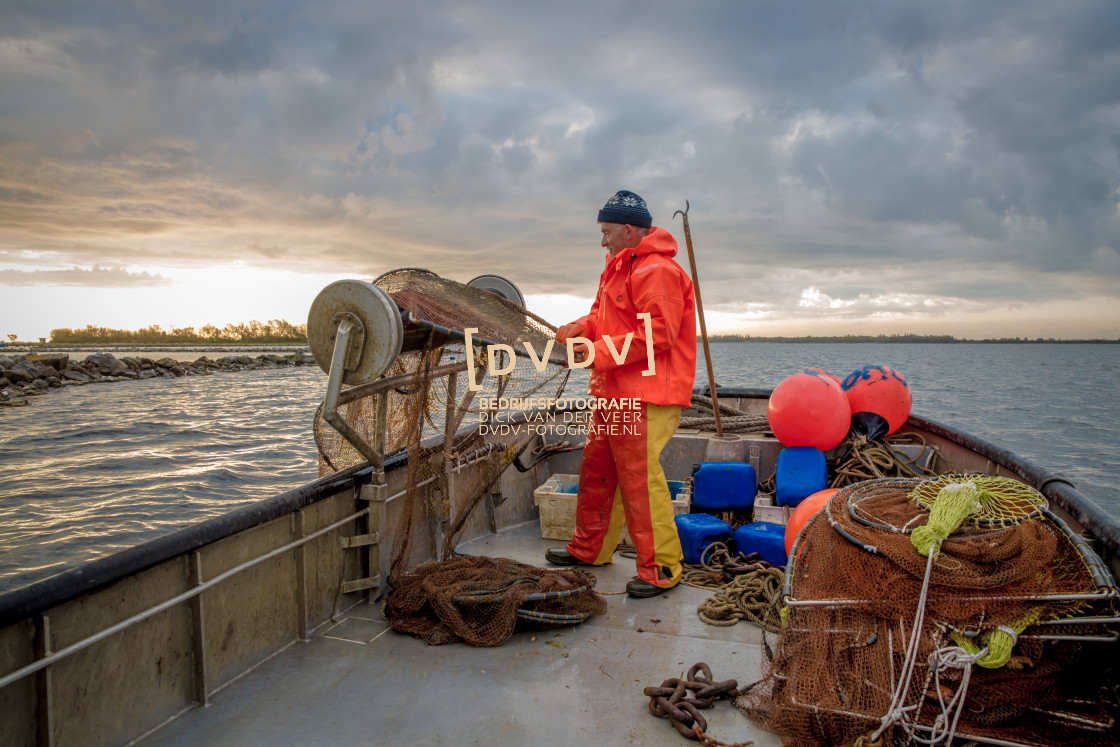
682,542,785,633
697,571,784,632
682,394,770,433
830,432,939,488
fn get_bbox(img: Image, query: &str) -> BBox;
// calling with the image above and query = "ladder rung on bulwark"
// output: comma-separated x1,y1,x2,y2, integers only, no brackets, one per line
341,575,382,594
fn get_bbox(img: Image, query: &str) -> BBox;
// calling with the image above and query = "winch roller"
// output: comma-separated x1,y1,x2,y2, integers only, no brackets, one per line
307,269,528,385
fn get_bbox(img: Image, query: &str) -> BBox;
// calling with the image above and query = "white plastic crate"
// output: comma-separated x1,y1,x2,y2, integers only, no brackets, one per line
752,493,792,525
533,474,580,540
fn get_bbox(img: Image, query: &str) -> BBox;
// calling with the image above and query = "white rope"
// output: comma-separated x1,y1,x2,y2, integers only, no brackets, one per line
870,548,938,742
532,439,571,455
906,645,986,746
870,537,990,746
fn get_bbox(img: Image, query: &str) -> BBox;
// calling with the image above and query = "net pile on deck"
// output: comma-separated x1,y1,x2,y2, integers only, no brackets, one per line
314,269,606,644
739,475,1119,746
385,556,605,646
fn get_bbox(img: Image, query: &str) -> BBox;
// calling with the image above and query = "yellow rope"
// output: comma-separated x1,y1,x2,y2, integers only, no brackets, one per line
949,608,1042,669
910,474,1046,527
910,481,982,560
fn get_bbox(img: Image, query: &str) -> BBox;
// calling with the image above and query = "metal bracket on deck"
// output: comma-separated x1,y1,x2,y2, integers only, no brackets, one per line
360,479,388,503
340,473,387,599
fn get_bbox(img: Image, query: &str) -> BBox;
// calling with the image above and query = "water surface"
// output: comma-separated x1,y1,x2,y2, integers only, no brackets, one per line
1,343,1117,593
0,368,322,591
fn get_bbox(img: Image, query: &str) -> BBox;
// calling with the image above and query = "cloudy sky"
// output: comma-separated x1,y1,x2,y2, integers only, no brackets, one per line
2,0,1118,341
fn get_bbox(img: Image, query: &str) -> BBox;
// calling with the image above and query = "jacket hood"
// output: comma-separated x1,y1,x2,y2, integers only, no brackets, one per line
607,225,678,262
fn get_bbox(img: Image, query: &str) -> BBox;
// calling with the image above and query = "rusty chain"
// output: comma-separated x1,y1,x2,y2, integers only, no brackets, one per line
642,662,752,746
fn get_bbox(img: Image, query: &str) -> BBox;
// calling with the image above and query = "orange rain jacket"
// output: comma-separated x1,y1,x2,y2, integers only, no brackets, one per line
571,226,697,407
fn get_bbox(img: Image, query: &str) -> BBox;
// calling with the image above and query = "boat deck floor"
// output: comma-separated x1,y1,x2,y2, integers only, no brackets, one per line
145,521,781,746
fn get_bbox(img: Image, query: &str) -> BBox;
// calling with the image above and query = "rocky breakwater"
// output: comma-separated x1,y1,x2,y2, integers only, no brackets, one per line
0,351,317,408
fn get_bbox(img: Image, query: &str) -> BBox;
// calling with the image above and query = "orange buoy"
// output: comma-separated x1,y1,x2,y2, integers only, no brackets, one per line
805,367,842,385
785,488,838,555
842,365,912,439
767,371,850,451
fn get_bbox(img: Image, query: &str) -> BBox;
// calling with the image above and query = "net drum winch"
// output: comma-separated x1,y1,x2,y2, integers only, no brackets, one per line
306,269,530,464
306,269,605,646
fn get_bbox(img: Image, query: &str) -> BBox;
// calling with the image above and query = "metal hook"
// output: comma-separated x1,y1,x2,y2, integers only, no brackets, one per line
673,199,690,221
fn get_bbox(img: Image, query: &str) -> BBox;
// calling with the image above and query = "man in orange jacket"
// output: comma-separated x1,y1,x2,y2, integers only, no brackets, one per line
546,190,697,597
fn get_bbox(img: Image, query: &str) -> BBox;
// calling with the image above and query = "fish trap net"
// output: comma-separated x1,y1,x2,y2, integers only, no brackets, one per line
313,269,605,645
739,476,1119,746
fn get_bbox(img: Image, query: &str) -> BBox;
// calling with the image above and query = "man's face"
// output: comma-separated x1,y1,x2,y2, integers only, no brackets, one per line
599,222,631,256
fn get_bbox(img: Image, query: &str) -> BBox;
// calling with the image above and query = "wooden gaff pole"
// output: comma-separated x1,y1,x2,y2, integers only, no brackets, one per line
673,201,723,437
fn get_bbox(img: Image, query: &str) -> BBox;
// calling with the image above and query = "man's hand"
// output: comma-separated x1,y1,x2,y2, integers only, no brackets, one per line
554,323,586,344
568,341,591,366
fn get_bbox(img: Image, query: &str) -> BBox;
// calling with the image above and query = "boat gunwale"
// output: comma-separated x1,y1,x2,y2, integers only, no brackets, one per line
0,452,403,630
709,386,1120,556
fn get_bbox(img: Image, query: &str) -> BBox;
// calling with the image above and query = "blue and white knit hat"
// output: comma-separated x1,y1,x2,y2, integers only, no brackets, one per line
597,190,652,228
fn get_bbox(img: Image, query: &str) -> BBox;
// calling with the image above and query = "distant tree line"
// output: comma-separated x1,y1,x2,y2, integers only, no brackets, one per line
706,333,957,343
49,320,307,344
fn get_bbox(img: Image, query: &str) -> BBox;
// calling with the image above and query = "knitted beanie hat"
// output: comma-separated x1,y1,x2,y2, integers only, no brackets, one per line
597,190,652,228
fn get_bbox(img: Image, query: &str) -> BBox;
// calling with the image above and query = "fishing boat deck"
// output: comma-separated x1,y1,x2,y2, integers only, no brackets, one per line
145,520,780,746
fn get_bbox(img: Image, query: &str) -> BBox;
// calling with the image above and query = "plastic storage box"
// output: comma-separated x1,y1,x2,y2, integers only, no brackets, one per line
752,493,792,525
534,474,689,541
690,462,757,510
733,521,788,567
775,447,827,507
533,474,580,540
675,513,733,564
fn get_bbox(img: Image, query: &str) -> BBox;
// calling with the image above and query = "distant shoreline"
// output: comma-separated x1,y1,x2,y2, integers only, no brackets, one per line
1,349,317,408
1,344,311,353
2,338,1116,351
703,336,1120,344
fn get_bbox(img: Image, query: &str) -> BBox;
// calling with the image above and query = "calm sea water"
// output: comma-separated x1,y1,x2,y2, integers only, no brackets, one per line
1,343,1117,593
0,367,325,592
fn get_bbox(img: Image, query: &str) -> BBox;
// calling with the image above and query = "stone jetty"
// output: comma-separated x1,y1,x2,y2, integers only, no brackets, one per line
0,351,317,408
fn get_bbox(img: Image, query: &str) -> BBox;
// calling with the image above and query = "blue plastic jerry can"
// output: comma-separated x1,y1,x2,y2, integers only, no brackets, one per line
690,462,757,511
674,514,733,564
733,522,788,567
775,447,827,507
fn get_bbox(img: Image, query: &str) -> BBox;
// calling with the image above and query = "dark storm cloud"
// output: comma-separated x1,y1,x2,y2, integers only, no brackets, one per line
0,0,1117,328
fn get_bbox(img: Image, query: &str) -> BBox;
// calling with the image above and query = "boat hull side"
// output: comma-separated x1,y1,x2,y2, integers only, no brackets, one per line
0,486,371,747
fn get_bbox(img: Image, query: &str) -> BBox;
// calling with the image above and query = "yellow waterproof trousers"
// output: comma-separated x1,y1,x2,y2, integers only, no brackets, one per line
565,402,684,586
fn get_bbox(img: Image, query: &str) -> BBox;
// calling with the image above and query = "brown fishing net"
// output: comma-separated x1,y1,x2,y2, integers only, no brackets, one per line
314,269,607,646
739,476,1119,746
385,557,605,646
